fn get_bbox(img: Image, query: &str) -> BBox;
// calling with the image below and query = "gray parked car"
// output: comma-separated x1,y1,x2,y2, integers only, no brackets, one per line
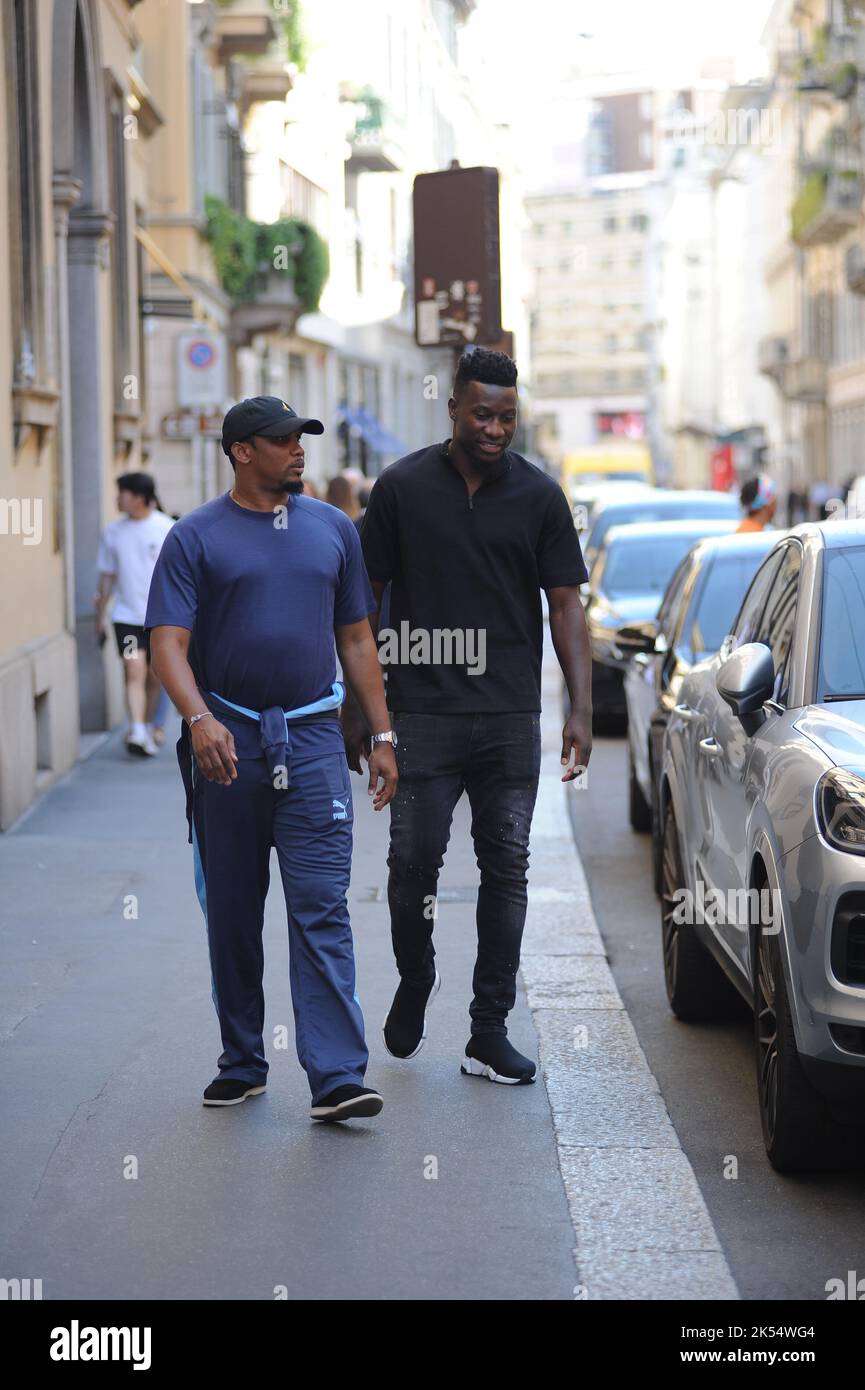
585,519,737,729
624,529,779,890
660,521,865,1171
582,488,740,573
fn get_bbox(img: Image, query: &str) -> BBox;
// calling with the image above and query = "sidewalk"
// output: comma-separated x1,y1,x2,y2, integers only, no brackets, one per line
0,629,737,1300
0,682,574,1300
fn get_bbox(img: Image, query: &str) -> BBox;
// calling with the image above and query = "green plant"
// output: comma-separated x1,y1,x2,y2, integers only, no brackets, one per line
202,194,259,299
202,194,328,312
277,1,307,71
791,171,827,243
831,61,859,98
292,222,329,311
213,0,307,70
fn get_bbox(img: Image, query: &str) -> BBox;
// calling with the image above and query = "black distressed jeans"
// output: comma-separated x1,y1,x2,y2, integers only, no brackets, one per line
386,711,542,1035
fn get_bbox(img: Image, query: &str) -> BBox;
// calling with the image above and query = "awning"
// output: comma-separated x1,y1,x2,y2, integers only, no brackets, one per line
336,404,405,456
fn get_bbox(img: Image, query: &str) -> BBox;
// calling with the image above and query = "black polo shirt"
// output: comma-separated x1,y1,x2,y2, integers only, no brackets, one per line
360,441,588,713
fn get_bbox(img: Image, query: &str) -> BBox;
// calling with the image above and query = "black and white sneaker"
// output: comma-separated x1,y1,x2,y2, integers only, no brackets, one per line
310,1085,384,1123
382,970,441,1059
202,1079,266,1106
460,1034,536,1085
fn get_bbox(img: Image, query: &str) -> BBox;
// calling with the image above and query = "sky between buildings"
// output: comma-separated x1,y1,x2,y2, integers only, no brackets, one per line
460,0,776,166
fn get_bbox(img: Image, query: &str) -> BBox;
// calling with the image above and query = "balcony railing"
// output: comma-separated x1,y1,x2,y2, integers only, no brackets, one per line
791,168,863,246
847,243,865,294
214,3,277,62
795,21,865,100
342,87,403,172
757,335,789,383
782,355,827,403
758,337,827,401
228,269,300,343
202,196,329,342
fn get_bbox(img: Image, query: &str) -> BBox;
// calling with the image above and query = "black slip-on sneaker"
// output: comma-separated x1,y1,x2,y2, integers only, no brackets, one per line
382,970,441,1059
310,1085,384,1122
202,1079,266,1106
460,1034,536,1085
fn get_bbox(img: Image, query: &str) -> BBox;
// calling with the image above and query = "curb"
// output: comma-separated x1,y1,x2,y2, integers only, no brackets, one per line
521,646,739,1300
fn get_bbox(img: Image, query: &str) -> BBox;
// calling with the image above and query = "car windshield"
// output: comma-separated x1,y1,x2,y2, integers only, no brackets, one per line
587,496,738,556
601,534,706,600
818,546,865,698
686,551,772,659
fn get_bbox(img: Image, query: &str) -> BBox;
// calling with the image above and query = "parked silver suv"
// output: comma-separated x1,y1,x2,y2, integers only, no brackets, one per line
660,521,865,1171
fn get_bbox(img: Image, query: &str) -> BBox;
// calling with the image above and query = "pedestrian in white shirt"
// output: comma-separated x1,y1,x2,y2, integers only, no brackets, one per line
95,472,174,757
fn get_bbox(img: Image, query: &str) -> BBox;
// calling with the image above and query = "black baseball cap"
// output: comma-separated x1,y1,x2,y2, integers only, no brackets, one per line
221,395,324,458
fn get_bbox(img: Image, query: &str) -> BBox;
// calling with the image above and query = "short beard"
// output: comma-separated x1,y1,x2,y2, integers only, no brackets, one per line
286,480,304,495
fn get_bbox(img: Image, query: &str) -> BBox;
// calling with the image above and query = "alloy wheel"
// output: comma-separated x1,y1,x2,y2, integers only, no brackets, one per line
660,812,682,1002
755,923,779,1148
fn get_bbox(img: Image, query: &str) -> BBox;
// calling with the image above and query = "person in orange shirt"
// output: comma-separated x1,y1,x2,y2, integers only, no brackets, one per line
736,474,778,532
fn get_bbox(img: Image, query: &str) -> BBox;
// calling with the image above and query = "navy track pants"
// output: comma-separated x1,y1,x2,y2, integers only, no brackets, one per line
188,744,368,1104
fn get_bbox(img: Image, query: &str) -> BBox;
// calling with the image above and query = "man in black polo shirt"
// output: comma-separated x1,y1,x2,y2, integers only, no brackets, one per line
345,348,592,1085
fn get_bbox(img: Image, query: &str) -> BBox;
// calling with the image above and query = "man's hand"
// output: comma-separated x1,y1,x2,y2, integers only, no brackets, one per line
561,708,592,783
191,717,238,785
366,742,398,810
342,703,371,774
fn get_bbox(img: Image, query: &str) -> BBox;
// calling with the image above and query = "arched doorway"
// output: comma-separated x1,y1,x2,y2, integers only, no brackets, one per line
52,0,115,732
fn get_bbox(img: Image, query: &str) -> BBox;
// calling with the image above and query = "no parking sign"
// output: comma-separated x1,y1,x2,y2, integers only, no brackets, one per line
177,332,228,408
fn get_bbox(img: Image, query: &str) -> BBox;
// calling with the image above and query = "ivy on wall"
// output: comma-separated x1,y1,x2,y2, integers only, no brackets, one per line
203,194,329,313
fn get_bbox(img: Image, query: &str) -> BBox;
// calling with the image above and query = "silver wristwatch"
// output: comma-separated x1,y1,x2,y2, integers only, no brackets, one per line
371,730,398,749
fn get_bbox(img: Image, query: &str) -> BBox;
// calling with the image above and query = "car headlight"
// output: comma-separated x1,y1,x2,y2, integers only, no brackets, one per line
817,769,865,854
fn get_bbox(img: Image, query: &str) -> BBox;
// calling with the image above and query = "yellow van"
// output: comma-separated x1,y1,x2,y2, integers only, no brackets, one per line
561,444,655,500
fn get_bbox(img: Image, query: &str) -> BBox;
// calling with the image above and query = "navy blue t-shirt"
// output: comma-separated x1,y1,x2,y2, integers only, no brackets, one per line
144,492,374,722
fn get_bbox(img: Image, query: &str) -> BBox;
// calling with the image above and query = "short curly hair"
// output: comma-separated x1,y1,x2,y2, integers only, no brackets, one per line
453,347,518,398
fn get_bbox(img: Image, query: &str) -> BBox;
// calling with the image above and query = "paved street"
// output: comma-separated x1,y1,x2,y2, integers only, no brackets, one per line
1,675,578,1301
1,632,748,1302
568,734,865,1302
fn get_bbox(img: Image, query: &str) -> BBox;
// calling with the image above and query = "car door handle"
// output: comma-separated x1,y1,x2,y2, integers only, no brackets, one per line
699,736,721,756
674,702,699,722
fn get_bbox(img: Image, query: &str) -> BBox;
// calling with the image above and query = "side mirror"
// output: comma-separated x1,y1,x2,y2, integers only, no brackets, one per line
716,642,775,735
618,619,659,655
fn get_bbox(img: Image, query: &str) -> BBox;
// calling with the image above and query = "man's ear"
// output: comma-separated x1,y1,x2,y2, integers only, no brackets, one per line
447,395,457,422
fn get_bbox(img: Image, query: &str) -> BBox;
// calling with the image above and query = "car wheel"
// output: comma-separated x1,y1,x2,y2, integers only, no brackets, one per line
753,912,865,1173
650,770,663,897
660,802,742,1021
628,742,651,832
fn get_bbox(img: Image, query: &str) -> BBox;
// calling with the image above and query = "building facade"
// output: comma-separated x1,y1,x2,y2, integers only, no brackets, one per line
1,0,151,828
233,0,528,488
526,179,653,470
0,0,527,829
758,0,865,500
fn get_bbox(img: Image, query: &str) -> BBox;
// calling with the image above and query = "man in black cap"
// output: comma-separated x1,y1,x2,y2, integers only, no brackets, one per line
146,397,398,1123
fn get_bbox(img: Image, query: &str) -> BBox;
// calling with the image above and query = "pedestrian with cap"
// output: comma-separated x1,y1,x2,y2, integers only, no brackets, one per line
146,396,397,1123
